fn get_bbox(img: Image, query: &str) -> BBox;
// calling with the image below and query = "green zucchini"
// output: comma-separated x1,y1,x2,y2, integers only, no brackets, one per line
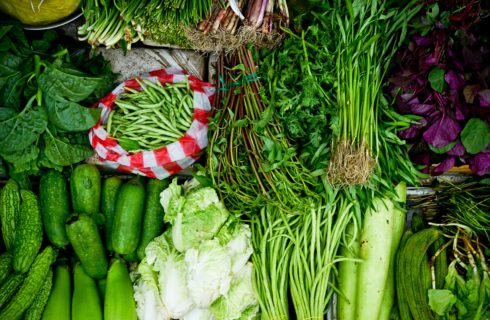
24,269,53,320
0,179,20,250
40,170,70,247
395,230,414,320
72,263,103,320
101,176,122,252
0,246,57,320
0,274,24,308
137,178,169,259
398,228,441,320
112,178,146,255
13,190,43,273
104,259,137,320
66,214,108,279
70,164,101,215
42,265,71,320
430,237,448,289
0,251,13,285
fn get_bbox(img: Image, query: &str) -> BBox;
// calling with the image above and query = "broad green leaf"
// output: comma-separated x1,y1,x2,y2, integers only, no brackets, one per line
44,135,94,166
1,144,39,165
461,118,490,154
0,107,47,154
44,93,101,132
4,145,40,176
428,67,446,93
38,65,103,102
429,140,457,154
428,289,457,316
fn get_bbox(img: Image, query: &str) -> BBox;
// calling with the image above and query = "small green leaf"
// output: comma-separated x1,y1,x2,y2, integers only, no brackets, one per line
428,289,457,316
428,67,446,93
44,93,101,132
429,140,457,154
44,135,94,166
460,118,490,154
0,106,48,154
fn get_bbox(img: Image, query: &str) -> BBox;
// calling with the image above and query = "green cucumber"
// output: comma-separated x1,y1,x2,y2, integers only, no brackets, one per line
66,214,108,279
0,247,57,320
40,170,70,247
70,164,101,215
0,252,13,285
137,178,169,259
42,265,71,320
101,176,122,252
104,259,137,320
0,274,24,308
24,269,53,320
0,179,20,250
72,263,103,320
112,178,146,255
13,190,43,273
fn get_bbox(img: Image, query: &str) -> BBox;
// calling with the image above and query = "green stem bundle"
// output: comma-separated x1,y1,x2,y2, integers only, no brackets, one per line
207,47,317,213
326,0,420,186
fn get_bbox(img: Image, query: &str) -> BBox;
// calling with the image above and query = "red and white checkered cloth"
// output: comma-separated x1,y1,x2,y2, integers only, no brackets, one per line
88,67,215,179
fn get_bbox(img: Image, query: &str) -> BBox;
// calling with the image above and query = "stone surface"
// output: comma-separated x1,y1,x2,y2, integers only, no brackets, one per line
95,47,207,82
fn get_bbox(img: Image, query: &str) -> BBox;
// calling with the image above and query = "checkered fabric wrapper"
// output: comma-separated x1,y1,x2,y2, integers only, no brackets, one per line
88,67,215,179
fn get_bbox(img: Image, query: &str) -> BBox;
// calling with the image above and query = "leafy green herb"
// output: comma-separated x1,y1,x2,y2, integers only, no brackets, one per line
428,67,446,93
460,118,490,155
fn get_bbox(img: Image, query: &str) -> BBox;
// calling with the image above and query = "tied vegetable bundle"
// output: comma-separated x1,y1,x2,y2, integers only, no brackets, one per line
187,0,289,52
78,0,211,49
207,46,317,213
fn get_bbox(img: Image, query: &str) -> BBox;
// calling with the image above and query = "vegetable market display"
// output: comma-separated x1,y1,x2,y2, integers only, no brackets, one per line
1,1,490,320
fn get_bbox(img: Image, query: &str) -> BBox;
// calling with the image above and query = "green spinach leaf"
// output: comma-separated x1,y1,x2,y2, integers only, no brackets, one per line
38,65,103,102
461,118,490,154
2,145,40,176
44,135,94,166
0,106,47,154
44,93,101,132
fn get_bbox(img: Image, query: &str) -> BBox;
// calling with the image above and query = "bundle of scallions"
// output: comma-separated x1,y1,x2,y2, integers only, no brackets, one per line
78,0,212,48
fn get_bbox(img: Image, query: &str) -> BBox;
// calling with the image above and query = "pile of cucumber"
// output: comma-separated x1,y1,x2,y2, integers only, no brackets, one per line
0,164,169,319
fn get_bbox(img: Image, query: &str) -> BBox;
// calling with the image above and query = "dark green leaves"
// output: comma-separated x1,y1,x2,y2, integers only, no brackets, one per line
44,135,94,166
428,67,446,92
461,118,490,154
0,106,48,155
38,65,103,102
44,94,101,132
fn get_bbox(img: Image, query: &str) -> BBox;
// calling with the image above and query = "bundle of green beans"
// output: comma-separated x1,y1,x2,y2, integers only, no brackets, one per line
105,79,194,152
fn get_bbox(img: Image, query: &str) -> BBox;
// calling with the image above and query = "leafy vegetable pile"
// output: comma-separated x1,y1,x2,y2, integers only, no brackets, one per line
389,2,490,175
0,22,115,184
132,178,258,320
